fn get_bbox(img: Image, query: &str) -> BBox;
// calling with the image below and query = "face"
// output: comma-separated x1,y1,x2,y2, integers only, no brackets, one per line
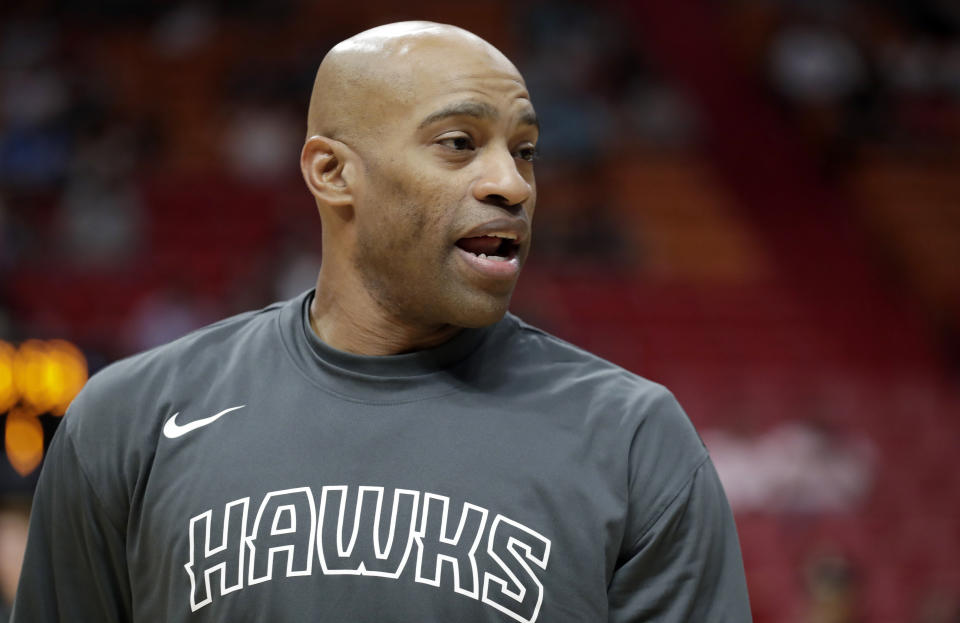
348,41,538,329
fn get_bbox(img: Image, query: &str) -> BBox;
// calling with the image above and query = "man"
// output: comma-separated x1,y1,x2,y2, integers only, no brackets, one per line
13,22,751,622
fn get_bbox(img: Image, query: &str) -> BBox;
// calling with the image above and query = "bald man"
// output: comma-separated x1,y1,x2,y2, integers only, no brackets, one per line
13,22,751,623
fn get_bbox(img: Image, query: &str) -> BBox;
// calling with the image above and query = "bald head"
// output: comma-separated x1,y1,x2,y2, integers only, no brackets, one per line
306,22,522,145
301,20,538,345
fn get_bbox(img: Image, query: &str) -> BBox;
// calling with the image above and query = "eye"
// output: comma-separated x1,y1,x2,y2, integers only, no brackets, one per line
438,134,475,152
516,145,539,162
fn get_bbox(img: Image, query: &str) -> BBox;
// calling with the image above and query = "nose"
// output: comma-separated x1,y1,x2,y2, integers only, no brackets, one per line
472,147,532,210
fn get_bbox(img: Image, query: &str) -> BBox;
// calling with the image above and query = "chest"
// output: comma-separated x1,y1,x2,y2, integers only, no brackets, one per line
126,395,625,622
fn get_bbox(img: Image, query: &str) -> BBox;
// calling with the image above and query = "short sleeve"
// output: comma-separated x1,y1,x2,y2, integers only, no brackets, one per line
607,457,751,622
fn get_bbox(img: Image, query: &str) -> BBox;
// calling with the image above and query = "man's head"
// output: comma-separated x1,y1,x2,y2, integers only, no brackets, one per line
301,22,538,333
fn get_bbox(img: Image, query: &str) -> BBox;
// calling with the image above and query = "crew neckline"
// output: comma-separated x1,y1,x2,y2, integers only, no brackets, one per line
283,290,496,381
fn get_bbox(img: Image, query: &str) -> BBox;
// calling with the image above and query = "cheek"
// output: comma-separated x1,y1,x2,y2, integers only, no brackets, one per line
389,180,454,244
358,150,464,259
359,181,445,267
382,185,431,249
527,182,537,221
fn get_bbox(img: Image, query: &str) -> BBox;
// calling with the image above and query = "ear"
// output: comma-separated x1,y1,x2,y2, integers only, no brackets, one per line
300,135,355,211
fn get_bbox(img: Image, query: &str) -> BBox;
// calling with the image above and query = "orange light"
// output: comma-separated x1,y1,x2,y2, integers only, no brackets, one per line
45,340,88,416
10,339,88,416
0,341,15,413
5,407,44,477
13,340,56,414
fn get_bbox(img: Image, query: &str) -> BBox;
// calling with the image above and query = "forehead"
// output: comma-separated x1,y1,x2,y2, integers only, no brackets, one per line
408,80,534,139
390,41,534,125
418,74,533,118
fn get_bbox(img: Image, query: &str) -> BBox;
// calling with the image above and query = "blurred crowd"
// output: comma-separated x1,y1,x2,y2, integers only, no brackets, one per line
1,0,960,621
0,0,685,362
742,0,960,166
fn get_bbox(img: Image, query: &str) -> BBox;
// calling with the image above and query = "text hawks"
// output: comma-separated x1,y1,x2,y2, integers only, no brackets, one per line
186,485,552,623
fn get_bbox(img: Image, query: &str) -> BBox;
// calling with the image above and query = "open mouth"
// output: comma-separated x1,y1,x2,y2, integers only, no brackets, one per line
454,235,520,262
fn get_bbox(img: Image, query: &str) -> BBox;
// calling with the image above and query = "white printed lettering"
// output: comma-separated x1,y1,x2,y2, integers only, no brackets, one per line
414,493,488,599
183,486,551,621
185,498,249,612
482,515,551,623
317,486,419,578
246,488,316,585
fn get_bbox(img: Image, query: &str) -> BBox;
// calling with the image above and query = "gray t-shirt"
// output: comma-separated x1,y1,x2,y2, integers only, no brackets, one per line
13,291,751,622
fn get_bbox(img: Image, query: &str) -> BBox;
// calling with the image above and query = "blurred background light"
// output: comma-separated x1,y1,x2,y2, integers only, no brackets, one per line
3,408,44,478
12,340,55,416
7,340,87,418
37,340,88,417
0,343,16,414
0,340,88,485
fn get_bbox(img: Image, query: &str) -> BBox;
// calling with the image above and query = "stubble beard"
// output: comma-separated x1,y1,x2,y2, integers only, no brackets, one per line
352,163,518,331
353,228,515,332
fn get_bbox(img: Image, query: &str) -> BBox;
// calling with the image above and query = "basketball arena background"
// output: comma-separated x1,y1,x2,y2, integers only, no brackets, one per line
1,0,959,620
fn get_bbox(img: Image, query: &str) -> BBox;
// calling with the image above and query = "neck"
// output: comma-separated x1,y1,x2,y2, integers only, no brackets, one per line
309,265,461,356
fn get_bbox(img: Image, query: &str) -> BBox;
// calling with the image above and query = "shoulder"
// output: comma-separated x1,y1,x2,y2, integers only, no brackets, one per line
73,298,285,402
60,297,291,461
498,313,707,483
51,297,295,516
501,313,696,433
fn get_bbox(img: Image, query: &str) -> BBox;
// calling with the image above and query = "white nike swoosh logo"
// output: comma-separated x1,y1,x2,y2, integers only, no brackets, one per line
162,405,246,439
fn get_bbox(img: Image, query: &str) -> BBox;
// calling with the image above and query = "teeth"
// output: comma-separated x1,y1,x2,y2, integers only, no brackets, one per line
475,253,507,262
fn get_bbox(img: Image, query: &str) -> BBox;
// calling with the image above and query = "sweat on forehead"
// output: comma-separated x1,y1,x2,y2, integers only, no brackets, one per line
305,21,521,140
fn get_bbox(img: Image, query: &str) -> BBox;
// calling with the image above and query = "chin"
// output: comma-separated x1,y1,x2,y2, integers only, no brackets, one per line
443,290,513,329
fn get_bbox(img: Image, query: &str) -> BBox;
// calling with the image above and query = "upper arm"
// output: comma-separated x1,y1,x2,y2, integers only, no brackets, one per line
11,366,140,623
11,425,133,623
607,457,751,623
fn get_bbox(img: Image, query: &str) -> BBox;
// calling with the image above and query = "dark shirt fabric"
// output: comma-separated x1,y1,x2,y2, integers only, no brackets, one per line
12,291,751,622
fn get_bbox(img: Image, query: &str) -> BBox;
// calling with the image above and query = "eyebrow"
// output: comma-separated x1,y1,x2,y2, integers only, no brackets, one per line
518,109,540,133
418,100,539,132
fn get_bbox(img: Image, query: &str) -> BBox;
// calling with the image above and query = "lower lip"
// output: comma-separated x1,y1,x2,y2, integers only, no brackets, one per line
455,247,522,280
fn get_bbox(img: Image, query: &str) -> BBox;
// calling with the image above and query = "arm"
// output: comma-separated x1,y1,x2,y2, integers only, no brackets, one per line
11,426,132,622
607,456,751,622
